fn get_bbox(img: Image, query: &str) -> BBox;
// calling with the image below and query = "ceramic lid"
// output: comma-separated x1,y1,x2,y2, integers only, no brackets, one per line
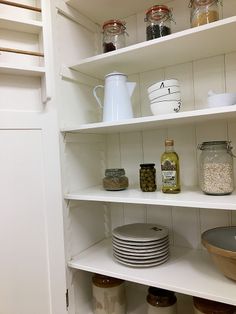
193,297,236,313
105,71,127,78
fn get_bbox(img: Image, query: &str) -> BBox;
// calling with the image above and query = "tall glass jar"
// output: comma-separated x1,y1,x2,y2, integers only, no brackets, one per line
198,141,234,195
146,287,177,314
140,163,157,192
145,5,172,40
102,19,127,53
189,0,220,28
92,274,126,314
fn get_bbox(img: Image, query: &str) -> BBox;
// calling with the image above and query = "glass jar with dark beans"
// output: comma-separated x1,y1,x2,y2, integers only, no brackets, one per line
102,19,127,53
145,5,172,41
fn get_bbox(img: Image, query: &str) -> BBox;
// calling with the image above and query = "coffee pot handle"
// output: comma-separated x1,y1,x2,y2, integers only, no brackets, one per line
93,85,104,108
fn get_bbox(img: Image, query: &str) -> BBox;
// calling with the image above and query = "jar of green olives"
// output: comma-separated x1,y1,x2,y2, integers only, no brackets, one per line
140,163,157,192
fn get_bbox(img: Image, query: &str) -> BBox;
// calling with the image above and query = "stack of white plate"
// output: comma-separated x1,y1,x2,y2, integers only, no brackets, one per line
112,223,169,268
147,79,182,115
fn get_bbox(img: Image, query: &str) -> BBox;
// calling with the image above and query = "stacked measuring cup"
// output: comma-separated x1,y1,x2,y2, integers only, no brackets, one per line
148,79,182,115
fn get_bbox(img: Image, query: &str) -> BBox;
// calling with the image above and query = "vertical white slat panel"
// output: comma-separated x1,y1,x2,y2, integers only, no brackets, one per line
68,201,105,257
168,0,190,33
168,126,197,187
106,133,121,168
125,14,138,46
139,68,164,117
129,73,141,118
172,207,200,249
165,62,194,112
136,11,146,43
196,121,228,144
120,131,143,186
225,52,236,92
193,55,225,109
142,128,167,189
228,121,236,190
110,203,125,231
222,0,236,18
199,208,231,237
147,205,173,245
124,204,146,225
232,212,236,225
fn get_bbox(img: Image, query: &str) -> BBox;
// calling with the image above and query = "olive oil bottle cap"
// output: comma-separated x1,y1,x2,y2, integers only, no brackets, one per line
165,139,174,146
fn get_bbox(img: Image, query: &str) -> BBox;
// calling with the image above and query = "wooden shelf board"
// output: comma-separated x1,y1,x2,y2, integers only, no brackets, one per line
70,17,236,79
65,186,236,210
0,16,42,34
68,239,236,306
0,63,45,77
61,105,236,134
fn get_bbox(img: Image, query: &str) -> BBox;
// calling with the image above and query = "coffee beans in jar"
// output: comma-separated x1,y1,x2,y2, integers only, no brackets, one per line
145,5,172,41
140,163,157,192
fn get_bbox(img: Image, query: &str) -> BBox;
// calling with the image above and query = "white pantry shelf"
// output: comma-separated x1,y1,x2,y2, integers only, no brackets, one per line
69,16,236,79
0,16,42,34
65,186,236,210
61,105,236,134
68,239,236,306
0,63,45,77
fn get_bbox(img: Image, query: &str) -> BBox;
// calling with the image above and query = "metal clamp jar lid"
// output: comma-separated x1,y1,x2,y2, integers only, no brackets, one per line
145,5,173,40
102,19,127,53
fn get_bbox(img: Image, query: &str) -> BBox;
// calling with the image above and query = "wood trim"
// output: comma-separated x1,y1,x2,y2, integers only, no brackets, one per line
0,47,44,57
0,0,41,12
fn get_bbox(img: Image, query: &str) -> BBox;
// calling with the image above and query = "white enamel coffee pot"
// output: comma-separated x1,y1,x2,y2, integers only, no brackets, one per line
93,72,136,122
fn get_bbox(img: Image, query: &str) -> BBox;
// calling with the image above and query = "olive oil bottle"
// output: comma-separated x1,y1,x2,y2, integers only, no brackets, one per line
161,139,180,193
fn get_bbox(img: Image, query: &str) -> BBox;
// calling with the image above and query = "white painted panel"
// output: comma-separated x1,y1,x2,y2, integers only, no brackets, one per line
172,207,200,249
106,134,121,168
199,209,231,237
123,203,146,225
147,205,173,244
64,140,104,191
223,0,236,18
168,126,197,187
0,1,40,20
165,62,194,111
67,201,105,257
139,68,164,117
110,203,124,231
120,131,143,186
193,55,225,109
129,73,141,118
195,121,228,143
225,52,236,93
142,128,167,189
0,74,42,111
0,130,50,314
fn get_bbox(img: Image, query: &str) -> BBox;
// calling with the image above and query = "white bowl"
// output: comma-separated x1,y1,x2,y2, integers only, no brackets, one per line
148,79,179,94
148,86,180,101
150,92,181,103
207,91,236,108
151,100,181,115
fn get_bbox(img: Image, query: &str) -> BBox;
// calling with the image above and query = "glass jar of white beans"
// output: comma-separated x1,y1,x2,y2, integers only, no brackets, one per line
198,141,234,195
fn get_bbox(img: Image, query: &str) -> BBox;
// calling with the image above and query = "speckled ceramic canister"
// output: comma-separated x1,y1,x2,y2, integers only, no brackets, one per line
92,274,126,314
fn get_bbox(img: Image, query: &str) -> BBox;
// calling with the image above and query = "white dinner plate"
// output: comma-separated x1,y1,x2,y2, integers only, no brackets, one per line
112,235,169,247
112,223,169,242
112,241,169,252
113,254,169,268
113,247,169,259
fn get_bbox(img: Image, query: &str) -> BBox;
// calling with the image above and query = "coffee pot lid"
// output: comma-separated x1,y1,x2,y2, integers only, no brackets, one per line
105,71,127,78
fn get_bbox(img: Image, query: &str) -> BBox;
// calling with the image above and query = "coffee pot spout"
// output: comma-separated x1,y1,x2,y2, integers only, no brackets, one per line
127,82,136,97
